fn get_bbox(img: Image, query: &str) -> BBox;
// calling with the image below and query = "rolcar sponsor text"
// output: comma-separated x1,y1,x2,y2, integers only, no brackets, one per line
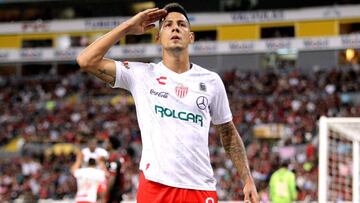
154,105,203,127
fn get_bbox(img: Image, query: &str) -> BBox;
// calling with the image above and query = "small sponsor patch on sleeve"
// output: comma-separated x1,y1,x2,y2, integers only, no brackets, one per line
122,61,130,69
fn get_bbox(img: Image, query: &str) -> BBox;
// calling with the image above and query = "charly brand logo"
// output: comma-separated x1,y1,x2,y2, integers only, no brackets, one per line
196,96,208,110
150,89,169,98
155,105,203,127
175,84,188,98
156,76,167,85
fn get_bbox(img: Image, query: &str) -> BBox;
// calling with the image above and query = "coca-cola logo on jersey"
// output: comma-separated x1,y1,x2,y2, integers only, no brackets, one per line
150,89,169,98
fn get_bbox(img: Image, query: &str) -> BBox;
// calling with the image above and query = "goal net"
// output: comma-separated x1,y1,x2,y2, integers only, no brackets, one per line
319,117,360,203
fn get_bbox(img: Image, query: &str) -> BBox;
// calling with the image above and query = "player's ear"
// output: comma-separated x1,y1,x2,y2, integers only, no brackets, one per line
190,32,195,44
156,31,160,44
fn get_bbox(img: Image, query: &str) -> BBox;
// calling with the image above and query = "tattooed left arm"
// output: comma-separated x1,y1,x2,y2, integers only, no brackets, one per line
215,121,259,203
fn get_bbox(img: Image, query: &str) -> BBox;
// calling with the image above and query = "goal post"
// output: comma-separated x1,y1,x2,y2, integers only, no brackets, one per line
319,116,360,203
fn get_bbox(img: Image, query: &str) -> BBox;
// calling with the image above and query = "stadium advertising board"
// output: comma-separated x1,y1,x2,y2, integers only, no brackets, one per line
253,123,288,139
84,18,128,30
0,51,9,60
1,34,360,63
341,35,360,48
303,38,330,50
191,42,218,55
264,39,292,51
22,20,50,33
228,41,255,53
122,46,146,57
55,49,79,59
231,10,284,23
20,49,43,60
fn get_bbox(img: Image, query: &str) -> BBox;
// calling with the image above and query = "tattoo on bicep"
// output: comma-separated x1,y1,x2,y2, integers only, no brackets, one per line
98,69,107,75
97,68,115,84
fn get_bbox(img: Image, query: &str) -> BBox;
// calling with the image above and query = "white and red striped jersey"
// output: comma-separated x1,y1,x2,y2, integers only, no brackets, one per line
73,167,106,203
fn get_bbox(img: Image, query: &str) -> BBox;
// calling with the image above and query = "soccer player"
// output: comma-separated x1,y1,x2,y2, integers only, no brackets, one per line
79,138,109,171
269,161,297,203
71,157,106,203
77,3,259,202
81,138,109,163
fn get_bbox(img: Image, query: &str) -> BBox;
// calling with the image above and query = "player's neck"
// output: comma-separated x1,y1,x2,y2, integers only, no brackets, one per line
162,50,190,74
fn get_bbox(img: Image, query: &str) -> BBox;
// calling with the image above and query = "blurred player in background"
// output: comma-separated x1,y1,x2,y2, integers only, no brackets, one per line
81,138,109,163
71,157,106,203
78,138,109,171
269,161,297,203
104,136,125,203
77,2,259,203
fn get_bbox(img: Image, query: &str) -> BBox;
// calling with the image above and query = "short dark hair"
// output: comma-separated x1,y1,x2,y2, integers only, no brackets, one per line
159,3,190,26
109,136,121,150
88,158,97,166
280,160,290,168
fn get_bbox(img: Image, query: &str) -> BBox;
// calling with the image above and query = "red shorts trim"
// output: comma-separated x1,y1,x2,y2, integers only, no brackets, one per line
137,171,218,203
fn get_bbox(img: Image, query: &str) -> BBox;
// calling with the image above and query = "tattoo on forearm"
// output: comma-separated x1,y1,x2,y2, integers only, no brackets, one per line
216,122,251,182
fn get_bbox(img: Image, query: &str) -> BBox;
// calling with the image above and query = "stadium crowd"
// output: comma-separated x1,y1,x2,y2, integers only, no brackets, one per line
0,65,360,202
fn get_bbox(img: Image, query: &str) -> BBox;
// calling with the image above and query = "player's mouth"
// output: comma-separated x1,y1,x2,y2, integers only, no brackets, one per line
170,36,181,40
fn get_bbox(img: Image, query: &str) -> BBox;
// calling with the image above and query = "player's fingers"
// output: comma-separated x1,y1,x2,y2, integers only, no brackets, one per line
138,8,161,21
143,12,166,26
250,192,260,203
148,9,167,17
142,7,159,14
244,192,250,203
147,9,167,22
144,24,156,31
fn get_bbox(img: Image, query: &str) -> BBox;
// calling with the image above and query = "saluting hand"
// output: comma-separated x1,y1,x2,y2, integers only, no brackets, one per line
124,8,167,35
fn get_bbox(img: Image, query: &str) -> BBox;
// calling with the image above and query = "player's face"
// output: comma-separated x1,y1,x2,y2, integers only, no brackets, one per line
158,12,194,51
88,140,97,151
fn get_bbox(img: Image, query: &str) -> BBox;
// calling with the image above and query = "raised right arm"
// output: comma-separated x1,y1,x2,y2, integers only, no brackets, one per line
70,151,83,175
76,8,167,85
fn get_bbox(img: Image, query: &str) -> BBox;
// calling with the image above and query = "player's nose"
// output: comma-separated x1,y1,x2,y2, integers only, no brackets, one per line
171,25,180,33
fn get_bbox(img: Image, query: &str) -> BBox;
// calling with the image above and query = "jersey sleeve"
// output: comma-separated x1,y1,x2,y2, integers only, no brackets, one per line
73,169,80,178
111,61,136,91
99,171,106,182
210,74,233,125
98,148,109,159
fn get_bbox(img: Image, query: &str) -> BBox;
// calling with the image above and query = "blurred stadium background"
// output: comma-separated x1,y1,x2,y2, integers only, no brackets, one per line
0,0,360,202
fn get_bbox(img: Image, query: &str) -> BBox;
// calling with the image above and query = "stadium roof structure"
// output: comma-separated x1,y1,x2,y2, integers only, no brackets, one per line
0,0,360,21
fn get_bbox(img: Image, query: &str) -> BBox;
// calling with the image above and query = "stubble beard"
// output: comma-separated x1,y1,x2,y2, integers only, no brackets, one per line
165,44,186,55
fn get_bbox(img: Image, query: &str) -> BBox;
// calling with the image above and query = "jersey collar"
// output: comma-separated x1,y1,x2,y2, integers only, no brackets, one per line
159,61,195,77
